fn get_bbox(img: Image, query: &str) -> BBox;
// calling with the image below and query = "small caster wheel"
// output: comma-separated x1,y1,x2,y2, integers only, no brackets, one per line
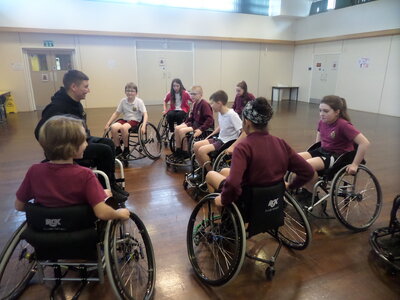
123,160,129,168
166,162,170,168
265,267,275,281
173,166,178,172
183,180,188,190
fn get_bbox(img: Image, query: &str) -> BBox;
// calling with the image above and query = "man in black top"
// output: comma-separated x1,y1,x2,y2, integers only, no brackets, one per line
34,70,128,201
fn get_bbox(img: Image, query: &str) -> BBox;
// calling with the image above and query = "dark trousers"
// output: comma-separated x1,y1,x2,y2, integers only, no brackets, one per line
79,136,116,187
166,110,187,132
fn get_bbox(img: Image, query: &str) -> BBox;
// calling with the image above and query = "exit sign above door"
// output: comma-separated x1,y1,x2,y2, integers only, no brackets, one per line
43,40,54,47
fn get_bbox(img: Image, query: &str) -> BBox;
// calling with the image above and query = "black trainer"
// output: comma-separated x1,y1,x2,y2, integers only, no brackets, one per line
112,183,129,196
115,146,122,156
111,189,128,203
111,183,129,197
122,147,130,159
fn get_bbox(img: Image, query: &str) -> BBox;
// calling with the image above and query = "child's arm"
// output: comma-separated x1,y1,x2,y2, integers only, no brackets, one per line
105,111,121,130
207,126,220,139
15,198,25,211
141,112,148,134
315,131,321,143
93,201,130,220
347,133,370,174
225,130,246,154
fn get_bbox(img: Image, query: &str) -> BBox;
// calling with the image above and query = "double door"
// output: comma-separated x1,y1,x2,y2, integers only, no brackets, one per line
26,49,74,110
136,40,194,105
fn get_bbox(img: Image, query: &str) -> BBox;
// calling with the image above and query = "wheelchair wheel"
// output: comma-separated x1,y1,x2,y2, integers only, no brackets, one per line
139,122,162,160
187,194,246,286
0,222,36,300
157,115,169,146
212,152,232,172
331,165,382,231
169,133,176,153
278,192,312,250
105,212,156,300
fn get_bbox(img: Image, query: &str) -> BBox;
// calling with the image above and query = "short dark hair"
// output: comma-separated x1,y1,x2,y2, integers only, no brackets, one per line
39,115,86,160
63,70,89,90
210,90,228,105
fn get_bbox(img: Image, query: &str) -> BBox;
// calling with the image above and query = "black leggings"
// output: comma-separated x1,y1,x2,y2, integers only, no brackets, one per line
166,110,187,132
80,136,116,187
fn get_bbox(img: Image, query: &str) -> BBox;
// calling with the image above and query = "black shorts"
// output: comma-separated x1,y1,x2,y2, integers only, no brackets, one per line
308,147,340,172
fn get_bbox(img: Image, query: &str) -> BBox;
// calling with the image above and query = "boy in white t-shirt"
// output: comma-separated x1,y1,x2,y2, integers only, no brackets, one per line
105,82,148,158
193,90,242,172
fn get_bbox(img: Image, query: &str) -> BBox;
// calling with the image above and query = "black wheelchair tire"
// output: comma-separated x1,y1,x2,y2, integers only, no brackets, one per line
331,165,382,231
0,222,36,300
105,213,156,300
139,122,162,160
278,192,312,250
186,194,246,286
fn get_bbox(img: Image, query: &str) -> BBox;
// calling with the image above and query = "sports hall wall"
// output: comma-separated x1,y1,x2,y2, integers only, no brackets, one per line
0,0,399,116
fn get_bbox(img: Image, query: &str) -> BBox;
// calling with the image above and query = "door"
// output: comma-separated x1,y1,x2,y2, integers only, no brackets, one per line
136,40,194,105
310,54,340,104
26,49,74,110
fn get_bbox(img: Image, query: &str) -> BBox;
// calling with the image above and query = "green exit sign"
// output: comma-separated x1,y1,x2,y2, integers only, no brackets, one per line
43,40,54,47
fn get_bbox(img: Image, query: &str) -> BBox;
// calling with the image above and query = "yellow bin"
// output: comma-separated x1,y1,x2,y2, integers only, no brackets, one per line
5,94,17,114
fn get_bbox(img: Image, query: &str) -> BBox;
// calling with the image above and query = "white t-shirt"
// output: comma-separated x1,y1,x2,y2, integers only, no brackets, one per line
174,93,182,110
218,109,242,143
116,97,147,122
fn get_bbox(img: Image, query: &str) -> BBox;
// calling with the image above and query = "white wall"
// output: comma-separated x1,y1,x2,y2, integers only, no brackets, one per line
294,0,400,40
0,31,294,111
0,0,294,41
291,35,400,117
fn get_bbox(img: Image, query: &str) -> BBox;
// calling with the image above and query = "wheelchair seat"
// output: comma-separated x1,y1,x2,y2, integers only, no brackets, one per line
21,203,98,260
239,182,285,238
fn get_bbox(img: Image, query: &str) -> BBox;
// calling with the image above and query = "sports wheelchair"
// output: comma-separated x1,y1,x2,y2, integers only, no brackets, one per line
183,139,234,200
370,194,400,274
287,142,382,231
0,203,156,300
186,182,312,286
105,120,162,167
165,129,213,172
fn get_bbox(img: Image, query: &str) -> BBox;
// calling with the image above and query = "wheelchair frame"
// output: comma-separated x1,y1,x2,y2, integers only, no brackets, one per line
0,170,156,300
370,194,400,274
288,142,382,231
186,191,311,285
183,139,234,200
165,129,213,171
105,121,162,168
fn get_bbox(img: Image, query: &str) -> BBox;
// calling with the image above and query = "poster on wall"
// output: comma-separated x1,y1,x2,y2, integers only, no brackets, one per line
358,57,370,68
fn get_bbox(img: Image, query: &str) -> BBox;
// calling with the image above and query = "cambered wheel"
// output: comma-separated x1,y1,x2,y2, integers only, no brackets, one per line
278,192,312,250
212,152,232,172
187,194,246,286
0,222,37,300
139,123,162,160
331,165,382,231
105,213,156,300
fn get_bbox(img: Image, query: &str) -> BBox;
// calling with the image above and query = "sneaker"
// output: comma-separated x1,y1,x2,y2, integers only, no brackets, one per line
115,146,122,156
111,183,129,196
181,151,190,159
112,189,128,203
122,147,130,158
188,173,202,183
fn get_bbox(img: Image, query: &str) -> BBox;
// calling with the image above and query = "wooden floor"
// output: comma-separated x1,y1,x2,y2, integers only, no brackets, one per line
0,101,399,300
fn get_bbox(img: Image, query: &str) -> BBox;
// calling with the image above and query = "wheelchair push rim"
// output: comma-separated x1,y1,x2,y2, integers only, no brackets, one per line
186,194,246,286
278,192,312,250
331,165,382,231
139,123,162,160
0,222,37,300
105,212,156,300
